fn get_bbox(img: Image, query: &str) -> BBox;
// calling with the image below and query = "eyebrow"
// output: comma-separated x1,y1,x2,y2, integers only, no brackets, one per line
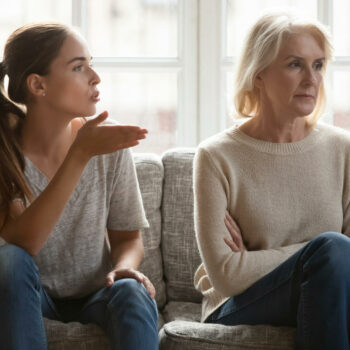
67,56,93,64
284,55,325,61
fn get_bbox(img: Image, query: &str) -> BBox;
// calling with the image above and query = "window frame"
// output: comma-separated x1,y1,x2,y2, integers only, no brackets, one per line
3,0,349,148
198,0,350,143
73,0,198,148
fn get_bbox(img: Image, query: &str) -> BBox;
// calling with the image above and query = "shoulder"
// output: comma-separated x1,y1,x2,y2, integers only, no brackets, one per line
72,117,86,131
194,127,242,174
315,122,350,148
97,148,134,173
197,126,240,155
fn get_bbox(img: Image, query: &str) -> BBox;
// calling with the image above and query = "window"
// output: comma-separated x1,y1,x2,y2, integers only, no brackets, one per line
1,0,349,152
201,0,350,140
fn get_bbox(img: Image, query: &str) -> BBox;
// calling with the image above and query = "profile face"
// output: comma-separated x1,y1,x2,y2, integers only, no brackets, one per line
257,30,325,120
42,32,101,118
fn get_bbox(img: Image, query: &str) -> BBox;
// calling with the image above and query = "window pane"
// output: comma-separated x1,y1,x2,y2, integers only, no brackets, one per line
333,0,350,56
0,0,71,55
331,70,350,130
226,71,235,127
96,71,177,153
87,0,178,57
226,0,318,57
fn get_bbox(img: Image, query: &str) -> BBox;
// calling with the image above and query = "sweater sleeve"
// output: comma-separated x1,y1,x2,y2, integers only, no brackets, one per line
194,147,307,297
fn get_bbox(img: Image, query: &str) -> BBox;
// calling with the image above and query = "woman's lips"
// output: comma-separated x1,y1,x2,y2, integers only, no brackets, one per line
91,91,100,102
294,94,314,99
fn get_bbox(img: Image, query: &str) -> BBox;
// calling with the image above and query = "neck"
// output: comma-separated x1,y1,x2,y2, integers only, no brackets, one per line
21,104,75,161
239,111,311,143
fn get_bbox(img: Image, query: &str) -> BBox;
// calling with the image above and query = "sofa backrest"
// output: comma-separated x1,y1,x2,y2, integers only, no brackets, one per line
135,149,202,307
161,148,202,303
134,153,167,309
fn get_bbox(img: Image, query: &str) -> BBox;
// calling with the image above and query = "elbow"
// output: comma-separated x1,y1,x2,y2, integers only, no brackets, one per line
211,275,248,298
1,233,41,257
206,266,234,297
0,238,38,257
211,277,236,298
208,260,248,297
10,241,39,256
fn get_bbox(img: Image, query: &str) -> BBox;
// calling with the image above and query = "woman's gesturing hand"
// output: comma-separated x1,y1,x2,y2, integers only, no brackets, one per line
106,267,156,299
72,111,148,160
224,210,247,252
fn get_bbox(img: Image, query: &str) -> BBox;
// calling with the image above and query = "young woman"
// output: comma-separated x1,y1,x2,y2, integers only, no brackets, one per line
194,11,350,350
0,23,158,350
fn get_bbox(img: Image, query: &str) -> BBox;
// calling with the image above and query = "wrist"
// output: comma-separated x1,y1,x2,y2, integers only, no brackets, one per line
68,142,90,165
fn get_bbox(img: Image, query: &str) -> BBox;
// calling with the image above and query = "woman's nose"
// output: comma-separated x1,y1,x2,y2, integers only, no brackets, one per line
303,67,318,85
90,68,101,85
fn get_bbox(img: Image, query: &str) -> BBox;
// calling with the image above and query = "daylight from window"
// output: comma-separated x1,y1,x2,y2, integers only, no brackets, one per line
0,0,349,153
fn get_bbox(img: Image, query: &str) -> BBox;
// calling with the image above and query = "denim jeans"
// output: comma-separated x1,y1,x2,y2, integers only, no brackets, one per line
0,244,158,350
205,232,350,350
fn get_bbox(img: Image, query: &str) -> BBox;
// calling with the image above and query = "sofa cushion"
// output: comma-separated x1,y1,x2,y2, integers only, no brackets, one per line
45,313,165,349
162,301,201,323
161,148,202,303
45,318,110,350
159,321,296,350
134,153,166,308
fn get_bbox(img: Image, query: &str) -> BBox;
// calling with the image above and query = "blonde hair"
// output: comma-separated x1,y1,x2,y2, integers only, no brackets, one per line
233,11,333,124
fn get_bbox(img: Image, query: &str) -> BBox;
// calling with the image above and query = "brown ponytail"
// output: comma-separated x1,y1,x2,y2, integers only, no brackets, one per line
0,23,69,222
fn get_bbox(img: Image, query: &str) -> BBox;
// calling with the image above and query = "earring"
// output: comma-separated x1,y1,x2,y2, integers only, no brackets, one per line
42,92,46,97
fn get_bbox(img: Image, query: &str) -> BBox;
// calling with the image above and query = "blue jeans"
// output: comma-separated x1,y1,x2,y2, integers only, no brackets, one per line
205,232,350,350
0,244,158,350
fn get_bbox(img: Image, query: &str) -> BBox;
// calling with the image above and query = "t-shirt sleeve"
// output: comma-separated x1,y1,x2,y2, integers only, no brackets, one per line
107,148,149,231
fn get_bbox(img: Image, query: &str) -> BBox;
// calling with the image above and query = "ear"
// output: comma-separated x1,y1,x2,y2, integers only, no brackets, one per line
26,73,46,97
254,74,263,89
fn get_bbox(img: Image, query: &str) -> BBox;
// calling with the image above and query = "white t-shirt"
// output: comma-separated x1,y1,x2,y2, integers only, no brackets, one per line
24,148,149,298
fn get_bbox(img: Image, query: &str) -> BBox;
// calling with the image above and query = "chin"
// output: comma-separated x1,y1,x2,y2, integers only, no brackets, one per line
84,108,97,117
294,105,315,117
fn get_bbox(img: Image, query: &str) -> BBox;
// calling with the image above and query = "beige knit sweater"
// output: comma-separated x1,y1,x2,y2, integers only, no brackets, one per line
193,123,350,322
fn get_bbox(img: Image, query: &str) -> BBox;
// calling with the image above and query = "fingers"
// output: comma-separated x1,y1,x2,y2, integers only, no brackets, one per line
224,215,242,243
224,211,246,252
106,271,115,287
223,237,240,252
140,275,156,299
225,210,241,232
106,269,156,299
88,110,109,125
104,125,148,144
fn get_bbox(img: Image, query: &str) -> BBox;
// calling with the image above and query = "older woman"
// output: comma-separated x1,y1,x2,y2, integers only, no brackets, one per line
194,11,350,350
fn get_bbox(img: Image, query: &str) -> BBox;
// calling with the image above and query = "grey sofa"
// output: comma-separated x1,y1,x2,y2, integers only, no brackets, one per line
44,148,296,350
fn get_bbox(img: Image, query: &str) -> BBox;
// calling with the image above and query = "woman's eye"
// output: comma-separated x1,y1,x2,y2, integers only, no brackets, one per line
314,62,323,71
288,61,301,68
73,65,83,72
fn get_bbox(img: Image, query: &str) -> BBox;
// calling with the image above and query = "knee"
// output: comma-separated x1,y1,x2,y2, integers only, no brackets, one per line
307,232,350,275
109,278,148,304
108,278,157,314
0,244,38,287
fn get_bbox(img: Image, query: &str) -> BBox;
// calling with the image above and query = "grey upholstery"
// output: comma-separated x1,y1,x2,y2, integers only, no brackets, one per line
43,148,296,349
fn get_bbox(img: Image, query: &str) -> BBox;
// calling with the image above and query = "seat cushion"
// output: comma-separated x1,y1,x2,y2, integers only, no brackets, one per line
159,321,296,350
161,148,202,303
162,301,201,323
45,318,110,350
45,313,165,349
